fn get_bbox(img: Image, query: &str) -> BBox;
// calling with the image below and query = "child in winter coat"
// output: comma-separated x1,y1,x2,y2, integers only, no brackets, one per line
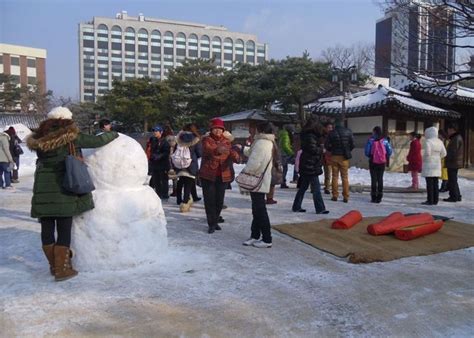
364,126,393,203
406,132,422,190
421,127,447,205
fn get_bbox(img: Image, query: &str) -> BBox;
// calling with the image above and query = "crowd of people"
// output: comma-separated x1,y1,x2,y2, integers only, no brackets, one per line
6,105,466,281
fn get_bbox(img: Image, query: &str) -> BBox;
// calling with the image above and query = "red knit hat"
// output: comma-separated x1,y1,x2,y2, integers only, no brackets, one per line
209,118,225,130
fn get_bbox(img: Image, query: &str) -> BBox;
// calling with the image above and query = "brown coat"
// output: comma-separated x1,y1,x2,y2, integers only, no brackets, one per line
445,133,464,169
199,133,239,182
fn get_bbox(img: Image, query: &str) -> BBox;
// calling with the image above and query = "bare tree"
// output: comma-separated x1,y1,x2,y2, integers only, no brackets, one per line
377,0,473,87
321,42,375,77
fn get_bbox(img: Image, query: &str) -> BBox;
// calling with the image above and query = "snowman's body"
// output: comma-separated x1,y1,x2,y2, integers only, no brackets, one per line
72,134,167,271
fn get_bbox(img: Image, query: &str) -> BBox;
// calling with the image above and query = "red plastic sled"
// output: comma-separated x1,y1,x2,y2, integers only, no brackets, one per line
395,220,444,240
367,212,433,236
367,212,404,235
332,210,363,229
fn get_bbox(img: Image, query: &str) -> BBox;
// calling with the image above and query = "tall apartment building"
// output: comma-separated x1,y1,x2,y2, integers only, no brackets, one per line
374,2,455,88
0,43,47,93
79,11,269,102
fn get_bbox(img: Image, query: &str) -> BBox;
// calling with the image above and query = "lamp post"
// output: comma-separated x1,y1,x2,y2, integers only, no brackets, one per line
331,65,358,120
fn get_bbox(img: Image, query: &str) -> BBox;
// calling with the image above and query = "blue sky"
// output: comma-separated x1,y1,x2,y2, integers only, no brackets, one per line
0,0,383,100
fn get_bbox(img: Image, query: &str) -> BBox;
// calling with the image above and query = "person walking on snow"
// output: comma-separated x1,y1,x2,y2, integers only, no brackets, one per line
421,126,446,205
0,129,15,191
364,126,393,203
292,118,329,214
5,126,23,184
149,125,171,200
406,132,422,190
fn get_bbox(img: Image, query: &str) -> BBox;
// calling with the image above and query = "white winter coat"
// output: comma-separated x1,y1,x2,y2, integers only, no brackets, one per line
421,127,447,178
241,133,274,194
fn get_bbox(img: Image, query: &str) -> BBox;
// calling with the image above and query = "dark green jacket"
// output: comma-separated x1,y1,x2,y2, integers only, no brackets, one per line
27,122,118,218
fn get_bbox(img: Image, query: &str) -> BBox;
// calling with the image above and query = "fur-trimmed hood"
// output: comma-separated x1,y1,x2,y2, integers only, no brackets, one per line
176,131,200,147
254,133,275,142
203,131,235,142
27,123,80,152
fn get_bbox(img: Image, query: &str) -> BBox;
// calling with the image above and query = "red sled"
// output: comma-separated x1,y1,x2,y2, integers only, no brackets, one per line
367,212,433,236
332,210,363,229
394,220,444,241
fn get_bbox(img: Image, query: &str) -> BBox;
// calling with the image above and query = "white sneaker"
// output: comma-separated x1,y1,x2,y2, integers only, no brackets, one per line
252,240,272,248
3,186,15,192
242,238,259,246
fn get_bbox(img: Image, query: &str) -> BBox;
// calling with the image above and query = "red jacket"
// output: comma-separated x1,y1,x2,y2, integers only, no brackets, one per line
199,134,240,182
406,138,422,172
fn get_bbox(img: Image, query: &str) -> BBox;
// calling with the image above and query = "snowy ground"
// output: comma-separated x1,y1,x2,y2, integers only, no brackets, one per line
1,148,473,337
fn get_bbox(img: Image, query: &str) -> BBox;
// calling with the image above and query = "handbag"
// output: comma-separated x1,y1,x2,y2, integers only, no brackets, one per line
62,142,96,195
236,158,272,192
13,144,24,156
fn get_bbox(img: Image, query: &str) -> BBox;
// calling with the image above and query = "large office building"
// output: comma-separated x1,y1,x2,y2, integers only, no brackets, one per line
79,11,269,102
374,2,455,88
0,43,47,93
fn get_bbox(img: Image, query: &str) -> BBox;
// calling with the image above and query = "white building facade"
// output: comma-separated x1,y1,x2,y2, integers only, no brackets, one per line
79,11,269,102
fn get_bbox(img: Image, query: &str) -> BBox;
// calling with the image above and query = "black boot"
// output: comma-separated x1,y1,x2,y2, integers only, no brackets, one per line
371,195,377,203
376,194,382,203
439,181,448,192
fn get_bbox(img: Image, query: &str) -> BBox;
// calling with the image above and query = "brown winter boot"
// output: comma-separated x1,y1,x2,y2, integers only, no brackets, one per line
54,245,78,282
42,244,55,275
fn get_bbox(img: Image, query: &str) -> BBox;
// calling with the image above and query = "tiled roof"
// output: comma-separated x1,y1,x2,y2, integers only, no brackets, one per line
313,85,461,119
219,110,297,123
0,113,47,130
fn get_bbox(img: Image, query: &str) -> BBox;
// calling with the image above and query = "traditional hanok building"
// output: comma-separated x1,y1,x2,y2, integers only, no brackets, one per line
401,75,474,167
312,84,461,171
219,109,297,143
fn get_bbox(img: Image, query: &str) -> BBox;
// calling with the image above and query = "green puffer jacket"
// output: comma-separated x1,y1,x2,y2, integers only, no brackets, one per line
27,122,118,218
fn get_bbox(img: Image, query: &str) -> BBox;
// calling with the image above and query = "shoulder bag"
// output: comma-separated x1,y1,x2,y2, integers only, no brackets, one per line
236,156,272,192
62,142,96,195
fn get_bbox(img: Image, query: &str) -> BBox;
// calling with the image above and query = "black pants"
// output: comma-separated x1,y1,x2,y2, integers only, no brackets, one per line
425,177,439,204
177,176,195,203
177,177,199,203
201,177,227,229
369,162,385,200
151,168,169,199
447,168,461,200
250,192,272,243
40,217,73,247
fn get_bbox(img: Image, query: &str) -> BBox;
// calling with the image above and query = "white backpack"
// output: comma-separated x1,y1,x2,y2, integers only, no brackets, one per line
171,145,192,169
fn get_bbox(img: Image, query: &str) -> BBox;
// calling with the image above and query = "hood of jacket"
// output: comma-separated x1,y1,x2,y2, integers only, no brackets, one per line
0,131,10,141
27,123,80,152
176,131,200,147
424,126,438,140
254,133,275,142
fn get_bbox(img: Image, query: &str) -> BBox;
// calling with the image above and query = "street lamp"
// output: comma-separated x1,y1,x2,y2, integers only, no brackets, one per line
331,65,358,120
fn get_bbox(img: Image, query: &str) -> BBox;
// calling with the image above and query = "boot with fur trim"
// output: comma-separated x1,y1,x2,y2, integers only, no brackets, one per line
42,244,55,275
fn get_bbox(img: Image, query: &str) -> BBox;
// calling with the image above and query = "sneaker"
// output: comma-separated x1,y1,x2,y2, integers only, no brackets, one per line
252,240,272,248
3,186,15,192
242,238,259,246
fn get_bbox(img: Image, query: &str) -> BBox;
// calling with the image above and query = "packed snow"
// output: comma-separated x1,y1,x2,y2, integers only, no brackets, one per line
1,140,473,336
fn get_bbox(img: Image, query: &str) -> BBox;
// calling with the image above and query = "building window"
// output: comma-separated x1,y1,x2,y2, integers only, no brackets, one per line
200,35,210,59
11,57,20,66
98,41,108,49
138,28,148,43
125,27,135,41
83,39,94,48
27,76,36,85
0,55,3,64
112,42,121,51
246,40,255,63
27,58,36,68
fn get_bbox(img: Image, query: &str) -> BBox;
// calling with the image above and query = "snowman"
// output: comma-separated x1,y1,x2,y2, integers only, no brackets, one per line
71,133,167,271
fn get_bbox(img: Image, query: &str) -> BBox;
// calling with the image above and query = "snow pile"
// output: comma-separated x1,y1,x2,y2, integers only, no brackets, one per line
71,134,167,271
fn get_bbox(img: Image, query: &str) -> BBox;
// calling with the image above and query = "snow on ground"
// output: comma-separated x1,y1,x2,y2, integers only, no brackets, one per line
1,150,473,336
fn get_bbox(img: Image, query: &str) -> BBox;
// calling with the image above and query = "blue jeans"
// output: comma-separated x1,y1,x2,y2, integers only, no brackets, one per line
292,175,326,213
0,162,12,188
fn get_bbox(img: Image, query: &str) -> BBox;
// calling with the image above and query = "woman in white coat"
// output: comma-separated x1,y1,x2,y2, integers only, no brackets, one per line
421,126,447,205
241,122,275,248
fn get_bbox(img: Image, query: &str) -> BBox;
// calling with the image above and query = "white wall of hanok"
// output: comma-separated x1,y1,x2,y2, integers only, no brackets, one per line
347,115,437,172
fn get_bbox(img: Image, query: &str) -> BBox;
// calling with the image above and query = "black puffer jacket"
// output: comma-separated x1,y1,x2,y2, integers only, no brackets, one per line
299,130,323,176
445,132,464,169
325,126,354,159
149,136,171,171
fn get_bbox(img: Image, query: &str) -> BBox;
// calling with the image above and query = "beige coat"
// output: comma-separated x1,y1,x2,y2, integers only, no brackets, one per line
0,132,14,163
242,133,274,194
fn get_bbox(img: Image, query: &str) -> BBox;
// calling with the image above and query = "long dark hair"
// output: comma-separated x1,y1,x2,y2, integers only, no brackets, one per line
303,118,322,135
256,121,274,134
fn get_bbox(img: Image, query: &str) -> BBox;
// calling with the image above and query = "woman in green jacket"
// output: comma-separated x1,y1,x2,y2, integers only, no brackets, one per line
27,107,118,281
